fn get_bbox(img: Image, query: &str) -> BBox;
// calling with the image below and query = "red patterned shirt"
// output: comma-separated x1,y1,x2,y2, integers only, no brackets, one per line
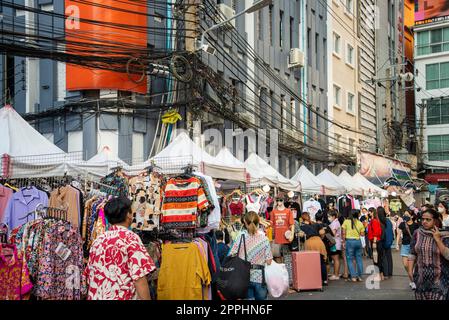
85,225,155,300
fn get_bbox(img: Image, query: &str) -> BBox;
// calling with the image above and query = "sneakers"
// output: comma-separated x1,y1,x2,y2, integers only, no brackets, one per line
356,277,363,282
409,282,416,290
329,275,340,281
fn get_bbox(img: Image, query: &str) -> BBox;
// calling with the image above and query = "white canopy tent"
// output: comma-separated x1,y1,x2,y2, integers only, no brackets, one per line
316,169,346,195
67,147,130,177
0,105,69,178
244,153,301,191
353,172,384,195
148,133,247,181
338,171,365,195
207,147,247,182
292,165,341,195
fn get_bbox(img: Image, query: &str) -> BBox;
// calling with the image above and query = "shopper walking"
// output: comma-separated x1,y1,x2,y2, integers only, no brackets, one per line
229,211,273,300
270,195,294,264
368,207,384,281
408,209,449,300
342,210,365,282
328,211,343,280
85,197,156,300
397,209,419,290
379,208,394,279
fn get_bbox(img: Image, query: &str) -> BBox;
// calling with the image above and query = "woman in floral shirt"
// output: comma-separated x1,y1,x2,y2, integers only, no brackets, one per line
85,197,155,300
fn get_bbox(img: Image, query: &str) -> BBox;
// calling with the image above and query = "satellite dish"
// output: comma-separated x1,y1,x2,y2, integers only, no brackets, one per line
400,72,414,82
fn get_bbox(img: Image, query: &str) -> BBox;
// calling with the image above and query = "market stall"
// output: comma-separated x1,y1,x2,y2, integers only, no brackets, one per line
244,153,301,191
316,169,346,195
292,165,340,195
0,105,69,178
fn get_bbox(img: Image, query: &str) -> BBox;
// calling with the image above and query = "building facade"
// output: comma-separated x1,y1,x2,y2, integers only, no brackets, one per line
414,20,449,185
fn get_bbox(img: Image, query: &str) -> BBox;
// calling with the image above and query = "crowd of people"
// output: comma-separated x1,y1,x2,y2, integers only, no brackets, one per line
80,196,449,301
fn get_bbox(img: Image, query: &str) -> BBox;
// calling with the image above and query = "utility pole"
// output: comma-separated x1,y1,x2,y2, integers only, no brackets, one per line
418,101,426,170
185,0,199,138
385,67,393,157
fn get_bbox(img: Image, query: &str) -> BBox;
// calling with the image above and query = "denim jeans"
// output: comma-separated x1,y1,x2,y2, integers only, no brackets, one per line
345,239,364,278
247,282,268,300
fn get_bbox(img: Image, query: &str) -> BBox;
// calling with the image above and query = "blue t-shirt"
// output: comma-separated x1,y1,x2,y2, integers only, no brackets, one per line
217,242,230,264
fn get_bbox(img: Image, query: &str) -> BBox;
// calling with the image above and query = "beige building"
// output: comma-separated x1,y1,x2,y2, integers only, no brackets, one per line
327,0,377,172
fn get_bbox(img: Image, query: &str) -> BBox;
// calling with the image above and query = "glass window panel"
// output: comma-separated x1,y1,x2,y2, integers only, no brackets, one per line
444,43,449,52
427,64,439,80
441,79,449,88
441,62,449,78
443,28,449,43
427,80,440,89
418,31,429,46
431,29,443,43
431,44,442,53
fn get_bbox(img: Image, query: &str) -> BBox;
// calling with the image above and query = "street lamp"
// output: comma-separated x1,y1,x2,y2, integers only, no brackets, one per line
197,0,273,54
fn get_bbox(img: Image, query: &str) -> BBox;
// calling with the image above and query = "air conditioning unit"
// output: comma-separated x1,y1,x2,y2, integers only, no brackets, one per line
218,4,236,28
288,48,305,69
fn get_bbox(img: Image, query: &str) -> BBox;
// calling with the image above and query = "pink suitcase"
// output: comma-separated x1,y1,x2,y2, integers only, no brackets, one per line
291,251,323,292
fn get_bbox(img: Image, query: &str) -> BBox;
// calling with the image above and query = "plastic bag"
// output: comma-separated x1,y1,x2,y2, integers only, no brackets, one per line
264,261,289,298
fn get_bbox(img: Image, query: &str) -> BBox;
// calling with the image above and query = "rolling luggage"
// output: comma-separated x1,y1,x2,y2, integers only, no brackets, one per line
291,235,323,292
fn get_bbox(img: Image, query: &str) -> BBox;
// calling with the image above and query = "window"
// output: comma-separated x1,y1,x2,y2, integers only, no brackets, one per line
345,0,353,14
307,28,311,65
269,5,273,46
333,32,341,55
316,33,319,70
231,0,236,11
428,135,449,161
258,9,263,40
417,28,449,55
281,95,287,129
426,62,449,90
347,44,354,65
334,85,341,106
349,138,355,154
427,98,449,125
335,134,342,152
290,17,294,48
280,11,284,47
291,98,296,128
347,92,355,112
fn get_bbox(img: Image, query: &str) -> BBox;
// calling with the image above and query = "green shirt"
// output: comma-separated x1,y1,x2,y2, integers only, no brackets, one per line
342,219,365,240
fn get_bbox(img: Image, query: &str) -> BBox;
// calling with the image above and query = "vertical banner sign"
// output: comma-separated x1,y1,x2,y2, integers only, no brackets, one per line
65,0,148,93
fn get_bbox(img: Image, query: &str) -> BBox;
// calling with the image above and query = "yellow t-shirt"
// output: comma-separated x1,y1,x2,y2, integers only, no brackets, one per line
157,243,211,300
342,219,365,240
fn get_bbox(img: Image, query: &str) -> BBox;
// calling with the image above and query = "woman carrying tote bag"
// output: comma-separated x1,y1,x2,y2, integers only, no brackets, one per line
223,211,273,300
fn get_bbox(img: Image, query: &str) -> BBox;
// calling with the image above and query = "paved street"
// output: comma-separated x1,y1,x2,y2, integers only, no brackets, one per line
274,249,415,300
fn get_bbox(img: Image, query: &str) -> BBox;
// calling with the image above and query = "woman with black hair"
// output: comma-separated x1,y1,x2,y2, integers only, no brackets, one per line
437,201,449,229
378,207,394,279
408,208,449,300
85,197,156,300
341,210,365,282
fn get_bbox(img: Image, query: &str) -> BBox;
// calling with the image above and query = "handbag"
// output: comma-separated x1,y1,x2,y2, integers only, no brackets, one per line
216,233,251,300
289,232,299,251
353,220,366,248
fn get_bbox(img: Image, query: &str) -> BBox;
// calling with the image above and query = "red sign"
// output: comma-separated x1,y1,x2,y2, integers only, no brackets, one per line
425,173,449,184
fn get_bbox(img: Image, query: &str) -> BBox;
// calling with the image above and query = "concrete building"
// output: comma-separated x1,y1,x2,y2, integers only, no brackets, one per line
327,0,363,174
0,0,313,177
305,0,329,175
414,19,449,186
